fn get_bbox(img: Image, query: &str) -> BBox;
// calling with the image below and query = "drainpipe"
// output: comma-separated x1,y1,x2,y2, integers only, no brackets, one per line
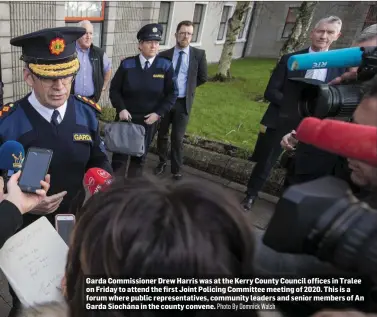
242,1,258,57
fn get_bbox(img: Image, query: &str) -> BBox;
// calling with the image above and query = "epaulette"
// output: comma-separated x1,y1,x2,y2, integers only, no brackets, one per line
0,102,17,119
75,95,102,114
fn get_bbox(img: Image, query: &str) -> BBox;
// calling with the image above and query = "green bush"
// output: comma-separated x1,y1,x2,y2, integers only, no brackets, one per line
100,106,116,122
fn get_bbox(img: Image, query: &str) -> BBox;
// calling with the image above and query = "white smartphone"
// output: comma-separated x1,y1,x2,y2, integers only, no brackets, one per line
55,214,76,245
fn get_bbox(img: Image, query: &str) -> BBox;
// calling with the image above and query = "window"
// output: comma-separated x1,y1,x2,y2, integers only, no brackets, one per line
217,5,231,41
65,1,105,47
238,7,251,39
158,2,171,45
363,5,377,29
281,7,299,39
192,4,205,43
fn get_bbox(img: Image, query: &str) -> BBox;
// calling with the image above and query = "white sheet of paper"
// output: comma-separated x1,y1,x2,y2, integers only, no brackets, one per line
0,216,68,307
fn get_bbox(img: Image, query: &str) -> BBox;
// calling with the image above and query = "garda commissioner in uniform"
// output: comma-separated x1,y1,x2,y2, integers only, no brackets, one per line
0,27,112,228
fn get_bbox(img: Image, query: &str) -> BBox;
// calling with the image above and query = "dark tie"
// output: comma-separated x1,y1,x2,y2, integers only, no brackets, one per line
144,60,149,71
50,110,59,126
175,51,184,76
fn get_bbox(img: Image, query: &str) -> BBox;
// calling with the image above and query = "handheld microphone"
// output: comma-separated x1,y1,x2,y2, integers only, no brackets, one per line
0,141,25,193
296,117,377,166
0,141,25,176
287,46,376,71
83,168,113,195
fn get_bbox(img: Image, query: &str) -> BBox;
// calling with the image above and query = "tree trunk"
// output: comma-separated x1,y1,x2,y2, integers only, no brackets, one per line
214,1,251,82
278,1,318,60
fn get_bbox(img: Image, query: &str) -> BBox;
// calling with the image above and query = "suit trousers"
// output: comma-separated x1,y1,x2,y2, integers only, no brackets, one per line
111,119,158,178
246,127,283,197
156,98,189,174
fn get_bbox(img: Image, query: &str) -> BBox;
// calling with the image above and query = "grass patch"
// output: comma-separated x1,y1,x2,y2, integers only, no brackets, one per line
187,57,275,151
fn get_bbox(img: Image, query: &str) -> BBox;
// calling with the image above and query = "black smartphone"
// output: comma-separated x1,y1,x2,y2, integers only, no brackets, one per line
18,147,53,193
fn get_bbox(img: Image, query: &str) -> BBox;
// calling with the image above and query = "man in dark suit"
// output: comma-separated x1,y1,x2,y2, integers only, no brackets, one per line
154,20,207,180
242,16,345,211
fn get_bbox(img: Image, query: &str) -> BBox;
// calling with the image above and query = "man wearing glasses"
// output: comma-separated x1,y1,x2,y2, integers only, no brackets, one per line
0,26,112,316
154,20,208,180
0,27,112,228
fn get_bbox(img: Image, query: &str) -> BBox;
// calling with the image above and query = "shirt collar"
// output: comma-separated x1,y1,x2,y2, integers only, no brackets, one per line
28,90,67,123
174,45,190,55
139,54,156,67
309,46,329,53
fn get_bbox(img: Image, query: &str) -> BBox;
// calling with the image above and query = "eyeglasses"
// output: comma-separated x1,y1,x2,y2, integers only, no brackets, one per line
33,75,75,88
178,32,193,37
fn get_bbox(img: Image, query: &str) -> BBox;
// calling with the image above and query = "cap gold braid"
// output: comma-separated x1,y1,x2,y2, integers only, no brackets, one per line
28,58,80,78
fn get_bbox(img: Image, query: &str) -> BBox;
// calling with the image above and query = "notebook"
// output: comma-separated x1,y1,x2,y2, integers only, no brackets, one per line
0,216,68,307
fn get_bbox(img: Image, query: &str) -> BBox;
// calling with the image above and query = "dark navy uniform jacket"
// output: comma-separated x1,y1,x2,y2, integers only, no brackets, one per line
0,94,112,228
110,55,178,122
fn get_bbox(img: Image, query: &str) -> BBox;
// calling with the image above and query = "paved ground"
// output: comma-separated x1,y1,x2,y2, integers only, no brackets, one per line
0,153,277,314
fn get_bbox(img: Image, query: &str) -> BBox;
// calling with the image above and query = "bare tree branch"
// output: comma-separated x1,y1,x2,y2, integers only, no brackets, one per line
278,1,318,60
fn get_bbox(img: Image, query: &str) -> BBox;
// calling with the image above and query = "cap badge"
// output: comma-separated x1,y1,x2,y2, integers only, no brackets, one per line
152,27,157,33
49,37,66,56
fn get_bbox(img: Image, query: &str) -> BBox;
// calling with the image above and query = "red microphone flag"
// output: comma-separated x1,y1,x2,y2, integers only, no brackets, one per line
83,168,113,195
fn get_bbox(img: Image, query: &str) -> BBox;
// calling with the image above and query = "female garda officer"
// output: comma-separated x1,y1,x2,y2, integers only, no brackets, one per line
110,23,178,177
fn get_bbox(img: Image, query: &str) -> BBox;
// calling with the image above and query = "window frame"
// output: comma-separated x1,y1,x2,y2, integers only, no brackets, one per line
64,1,105,22
237,5,253,41
217,5,232,41
158,1,172,46
281,6,300,39
64,1,105,47
363,5,377,30
192,3,207,44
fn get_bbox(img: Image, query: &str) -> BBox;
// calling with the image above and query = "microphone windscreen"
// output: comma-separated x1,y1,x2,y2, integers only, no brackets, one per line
287,46,363,71
83,168,113,195
0,141,25,172
296,118,377,166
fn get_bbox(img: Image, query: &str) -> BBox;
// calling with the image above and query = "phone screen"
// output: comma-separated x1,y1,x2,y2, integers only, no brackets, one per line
56,217,75,245
19,150,52,189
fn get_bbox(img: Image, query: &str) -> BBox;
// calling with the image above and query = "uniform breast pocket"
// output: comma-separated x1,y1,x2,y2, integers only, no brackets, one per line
71,132,92,163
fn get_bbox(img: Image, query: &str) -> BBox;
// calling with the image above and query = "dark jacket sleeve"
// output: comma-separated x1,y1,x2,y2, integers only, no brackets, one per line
155,63,178,117
86,125,113,175
0,200,23,249
264,54,289,108
197,50,208,87
109,62,127,114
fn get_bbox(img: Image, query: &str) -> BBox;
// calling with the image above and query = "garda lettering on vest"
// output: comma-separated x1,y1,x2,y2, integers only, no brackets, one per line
153,74,164,79
73,133,92,142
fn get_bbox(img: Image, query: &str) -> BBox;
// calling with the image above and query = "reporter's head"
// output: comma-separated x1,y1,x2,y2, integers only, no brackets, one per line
65,176,255,317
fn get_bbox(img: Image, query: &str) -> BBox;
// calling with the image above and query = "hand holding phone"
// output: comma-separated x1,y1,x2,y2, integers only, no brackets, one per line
55,214,75,245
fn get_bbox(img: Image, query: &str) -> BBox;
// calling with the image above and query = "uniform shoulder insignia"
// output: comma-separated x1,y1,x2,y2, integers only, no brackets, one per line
0,102,17,120
75,95,102,114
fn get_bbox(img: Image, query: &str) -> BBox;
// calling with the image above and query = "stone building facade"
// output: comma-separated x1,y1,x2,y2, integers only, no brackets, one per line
0,1,375,107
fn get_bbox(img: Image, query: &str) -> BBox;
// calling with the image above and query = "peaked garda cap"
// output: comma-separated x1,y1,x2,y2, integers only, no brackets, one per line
137,23,163,42
10,26,86,79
